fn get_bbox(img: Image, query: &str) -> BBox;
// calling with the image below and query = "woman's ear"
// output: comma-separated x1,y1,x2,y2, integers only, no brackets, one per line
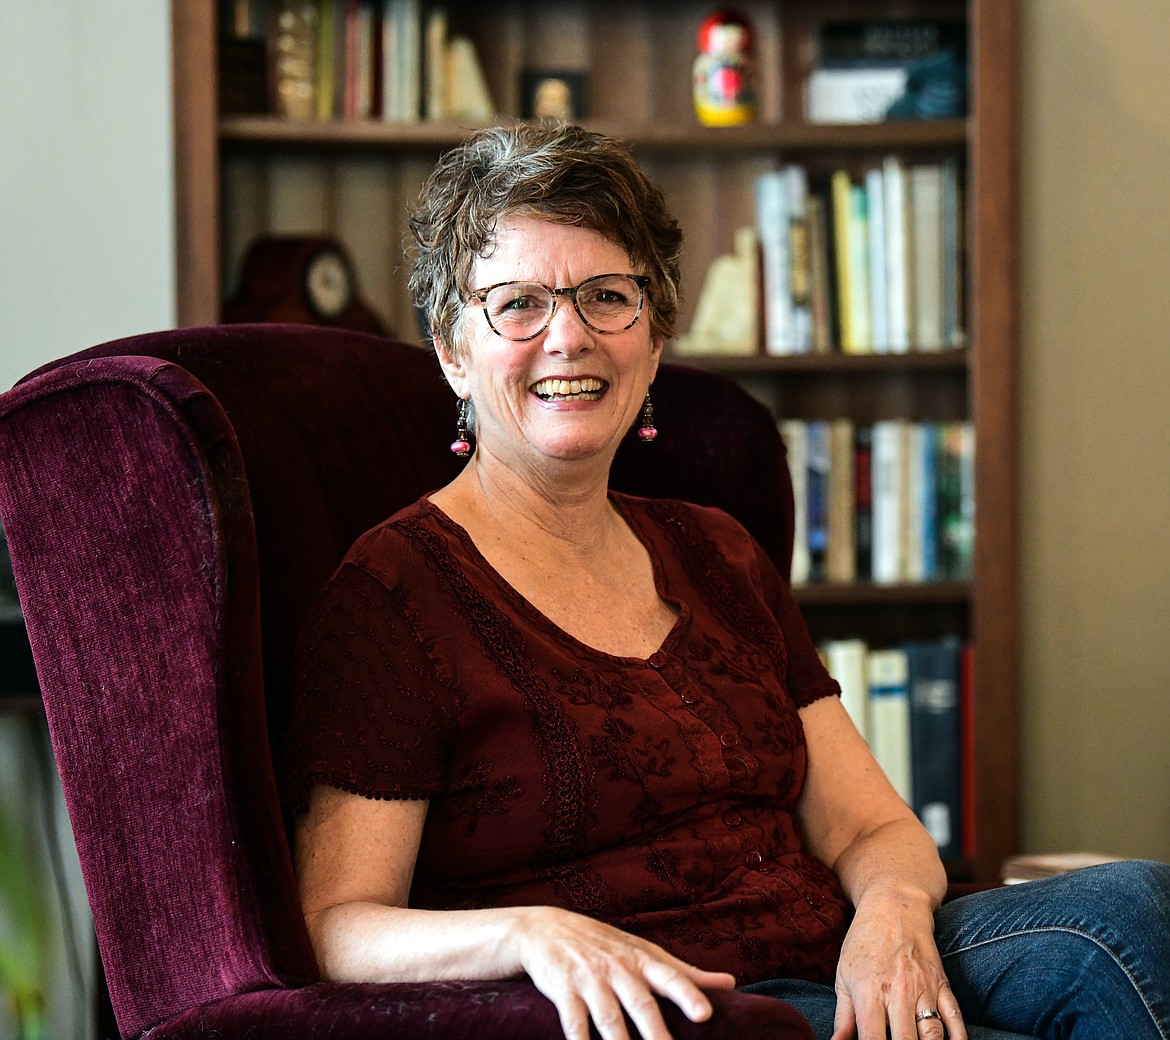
433,333,467,394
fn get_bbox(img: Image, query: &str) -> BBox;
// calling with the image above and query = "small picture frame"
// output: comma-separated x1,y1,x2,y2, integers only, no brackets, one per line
521,70,588,121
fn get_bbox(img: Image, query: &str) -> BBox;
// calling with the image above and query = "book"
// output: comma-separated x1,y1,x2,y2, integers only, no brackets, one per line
823,638,869,740
826,419,856,583
805,420,831,583
816,21,968,69
807,20,968,124
755,169,797,355
853,424,874,581
940,156,965,348
870,419,907,583
830,171,857,352
882,155,912,353
784,164,814,352
805,192,834,353
1001,852,1126,886
805,66,909,124
906,636,963,860
960,642,977,859
865,167,889,352
781,420,810,585
909,163,944,349
846,181,873,351
867,647,912,802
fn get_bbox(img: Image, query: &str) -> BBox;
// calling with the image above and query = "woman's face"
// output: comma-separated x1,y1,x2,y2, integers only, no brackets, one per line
438,215,663,476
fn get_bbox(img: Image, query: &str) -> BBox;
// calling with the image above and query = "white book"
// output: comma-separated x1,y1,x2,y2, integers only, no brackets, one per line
780,420,810,585
865,167,889,353
805,67,908,124
883,155,912,353
870,419,907,584
755,170,797,355
867,647,913,802
824,638,869,740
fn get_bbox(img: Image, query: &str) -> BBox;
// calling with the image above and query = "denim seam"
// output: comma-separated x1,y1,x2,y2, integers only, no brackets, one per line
941,925,1167,1040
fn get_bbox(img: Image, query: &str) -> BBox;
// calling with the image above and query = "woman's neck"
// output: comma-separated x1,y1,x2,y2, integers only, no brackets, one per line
433,449,618,555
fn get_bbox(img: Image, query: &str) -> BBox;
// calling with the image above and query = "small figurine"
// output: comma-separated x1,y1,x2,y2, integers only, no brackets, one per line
693,9,758,127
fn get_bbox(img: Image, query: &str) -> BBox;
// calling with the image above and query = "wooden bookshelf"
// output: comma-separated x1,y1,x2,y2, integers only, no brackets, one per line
170,0,1017,883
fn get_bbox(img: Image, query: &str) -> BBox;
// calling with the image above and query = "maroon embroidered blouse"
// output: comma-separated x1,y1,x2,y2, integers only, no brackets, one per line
283,492,849,985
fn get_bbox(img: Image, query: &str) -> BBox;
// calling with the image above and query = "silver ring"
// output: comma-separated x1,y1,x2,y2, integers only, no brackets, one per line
916,1008,943,1023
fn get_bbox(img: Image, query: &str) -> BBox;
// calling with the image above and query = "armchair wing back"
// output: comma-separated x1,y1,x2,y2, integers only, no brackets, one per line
0,324,803,1039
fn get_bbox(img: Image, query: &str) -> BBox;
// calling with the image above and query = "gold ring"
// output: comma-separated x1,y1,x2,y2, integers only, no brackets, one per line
916,1008,943,1023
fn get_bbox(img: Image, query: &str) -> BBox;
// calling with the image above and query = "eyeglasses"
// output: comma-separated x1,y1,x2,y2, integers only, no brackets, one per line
467,273,651,341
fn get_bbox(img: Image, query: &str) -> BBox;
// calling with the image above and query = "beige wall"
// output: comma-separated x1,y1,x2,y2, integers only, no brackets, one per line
1019,0,1170,860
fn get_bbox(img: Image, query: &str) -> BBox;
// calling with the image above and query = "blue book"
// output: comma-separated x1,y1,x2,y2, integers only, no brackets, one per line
906,636,963,860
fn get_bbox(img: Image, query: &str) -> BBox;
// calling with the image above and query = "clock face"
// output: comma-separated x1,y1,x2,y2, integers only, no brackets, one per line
304,249,353,319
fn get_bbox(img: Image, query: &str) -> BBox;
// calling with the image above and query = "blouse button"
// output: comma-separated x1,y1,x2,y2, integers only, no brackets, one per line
720,730,739,748
722,810,743,828
743,850,764,869
648,651,669,669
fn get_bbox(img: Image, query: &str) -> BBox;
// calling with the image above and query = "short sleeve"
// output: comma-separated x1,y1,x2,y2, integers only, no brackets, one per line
281,561,459,814
751,539,841,710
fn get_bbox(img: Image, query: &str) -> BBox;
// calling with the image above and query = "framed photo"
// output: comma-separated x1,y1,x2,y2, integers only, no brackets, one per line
521,70,588,121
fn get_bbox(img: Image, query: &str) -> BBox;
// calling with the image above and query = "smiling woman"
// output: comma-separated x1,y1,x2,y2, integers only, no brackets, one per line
280,122,1170,1040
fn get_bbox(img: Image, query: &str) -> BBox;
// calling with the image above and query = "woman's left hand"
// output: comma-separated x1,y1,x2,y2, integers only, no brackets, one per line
829,884,966,1040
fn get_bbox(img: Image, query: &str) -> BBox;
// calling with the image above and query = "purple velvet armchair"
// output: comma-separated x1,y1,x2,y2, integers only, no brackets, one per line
0,324,811,1039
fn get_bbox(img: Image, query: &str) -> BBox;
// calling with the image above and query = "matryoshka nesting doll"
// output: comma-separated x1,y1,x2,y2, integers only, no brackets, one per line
693,9,757,126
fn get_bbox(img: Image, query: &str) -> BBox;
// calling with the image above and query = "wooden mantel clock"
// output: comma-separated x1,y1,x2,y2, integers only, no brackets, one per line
222,234,390,336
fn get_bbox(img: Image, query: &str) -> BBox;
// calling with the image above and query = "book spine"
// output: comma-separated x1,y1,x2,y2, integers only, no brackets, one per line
805,420,831,583
865,166,889,353
853,424,874,581
910,163,944,350
907,636,963,860
867,647,912,802
780,420,810,585
826,418,856,583
755,170,796,355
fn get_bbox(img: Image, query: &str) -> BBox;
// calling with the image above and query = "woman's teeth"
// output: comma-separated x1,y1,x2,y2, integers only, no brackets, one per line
531,377,606,400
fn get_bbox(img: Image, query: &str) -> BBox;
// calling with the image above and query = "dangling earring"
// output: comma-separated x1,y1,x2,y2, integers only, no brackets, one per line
637,393,657,443
450,398,472,456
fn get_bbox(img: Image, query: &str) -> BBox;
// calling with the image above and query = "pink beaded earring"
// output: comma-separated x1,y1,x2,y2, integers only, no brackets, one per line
450,398,472,457
637,393,657,442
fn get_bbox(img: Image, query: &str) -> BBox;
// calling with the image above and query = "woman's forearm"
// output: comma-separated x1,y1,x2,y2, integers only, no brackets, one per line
830,816,948,915
306,899,534,983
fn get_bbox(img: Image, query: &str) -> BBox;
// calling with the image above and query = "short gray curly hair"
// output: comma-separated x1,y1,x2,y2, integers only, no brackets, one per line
407,122,683,354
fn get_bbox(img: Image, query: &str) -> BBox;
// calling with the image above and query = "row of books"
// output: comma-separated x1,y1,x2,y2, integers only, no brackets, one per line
782,419,974,586
805,20,968,124
256,0,495,123
754,157,964,357
822,634,974,861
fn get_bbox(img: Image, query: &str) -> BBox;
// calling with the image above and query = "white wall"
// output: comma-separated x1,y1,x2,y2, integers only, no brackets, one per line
0,3,175,1036
1019,0,1170,862
0,0,175,390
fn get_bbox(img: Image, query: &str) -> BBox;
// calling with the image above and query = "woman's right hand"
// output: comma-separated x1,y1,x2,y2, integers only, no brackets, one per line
512,905,736,1040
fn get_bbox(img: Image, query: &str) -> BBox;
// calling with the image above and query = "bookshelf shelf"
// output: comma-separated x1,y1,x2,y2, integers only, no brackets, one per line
794,581,970,606
220,114,968,154
172,0,1018,884
679,350,969,377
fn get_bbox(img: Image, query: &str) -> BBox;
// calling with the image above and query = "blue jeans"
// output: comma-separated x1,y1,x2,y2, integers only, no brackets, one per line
741,859,1170,1039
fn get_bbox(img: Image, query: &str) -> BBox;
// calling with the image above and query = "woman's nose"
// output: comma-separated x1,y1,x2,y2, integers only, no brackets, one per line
541,299,593,356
